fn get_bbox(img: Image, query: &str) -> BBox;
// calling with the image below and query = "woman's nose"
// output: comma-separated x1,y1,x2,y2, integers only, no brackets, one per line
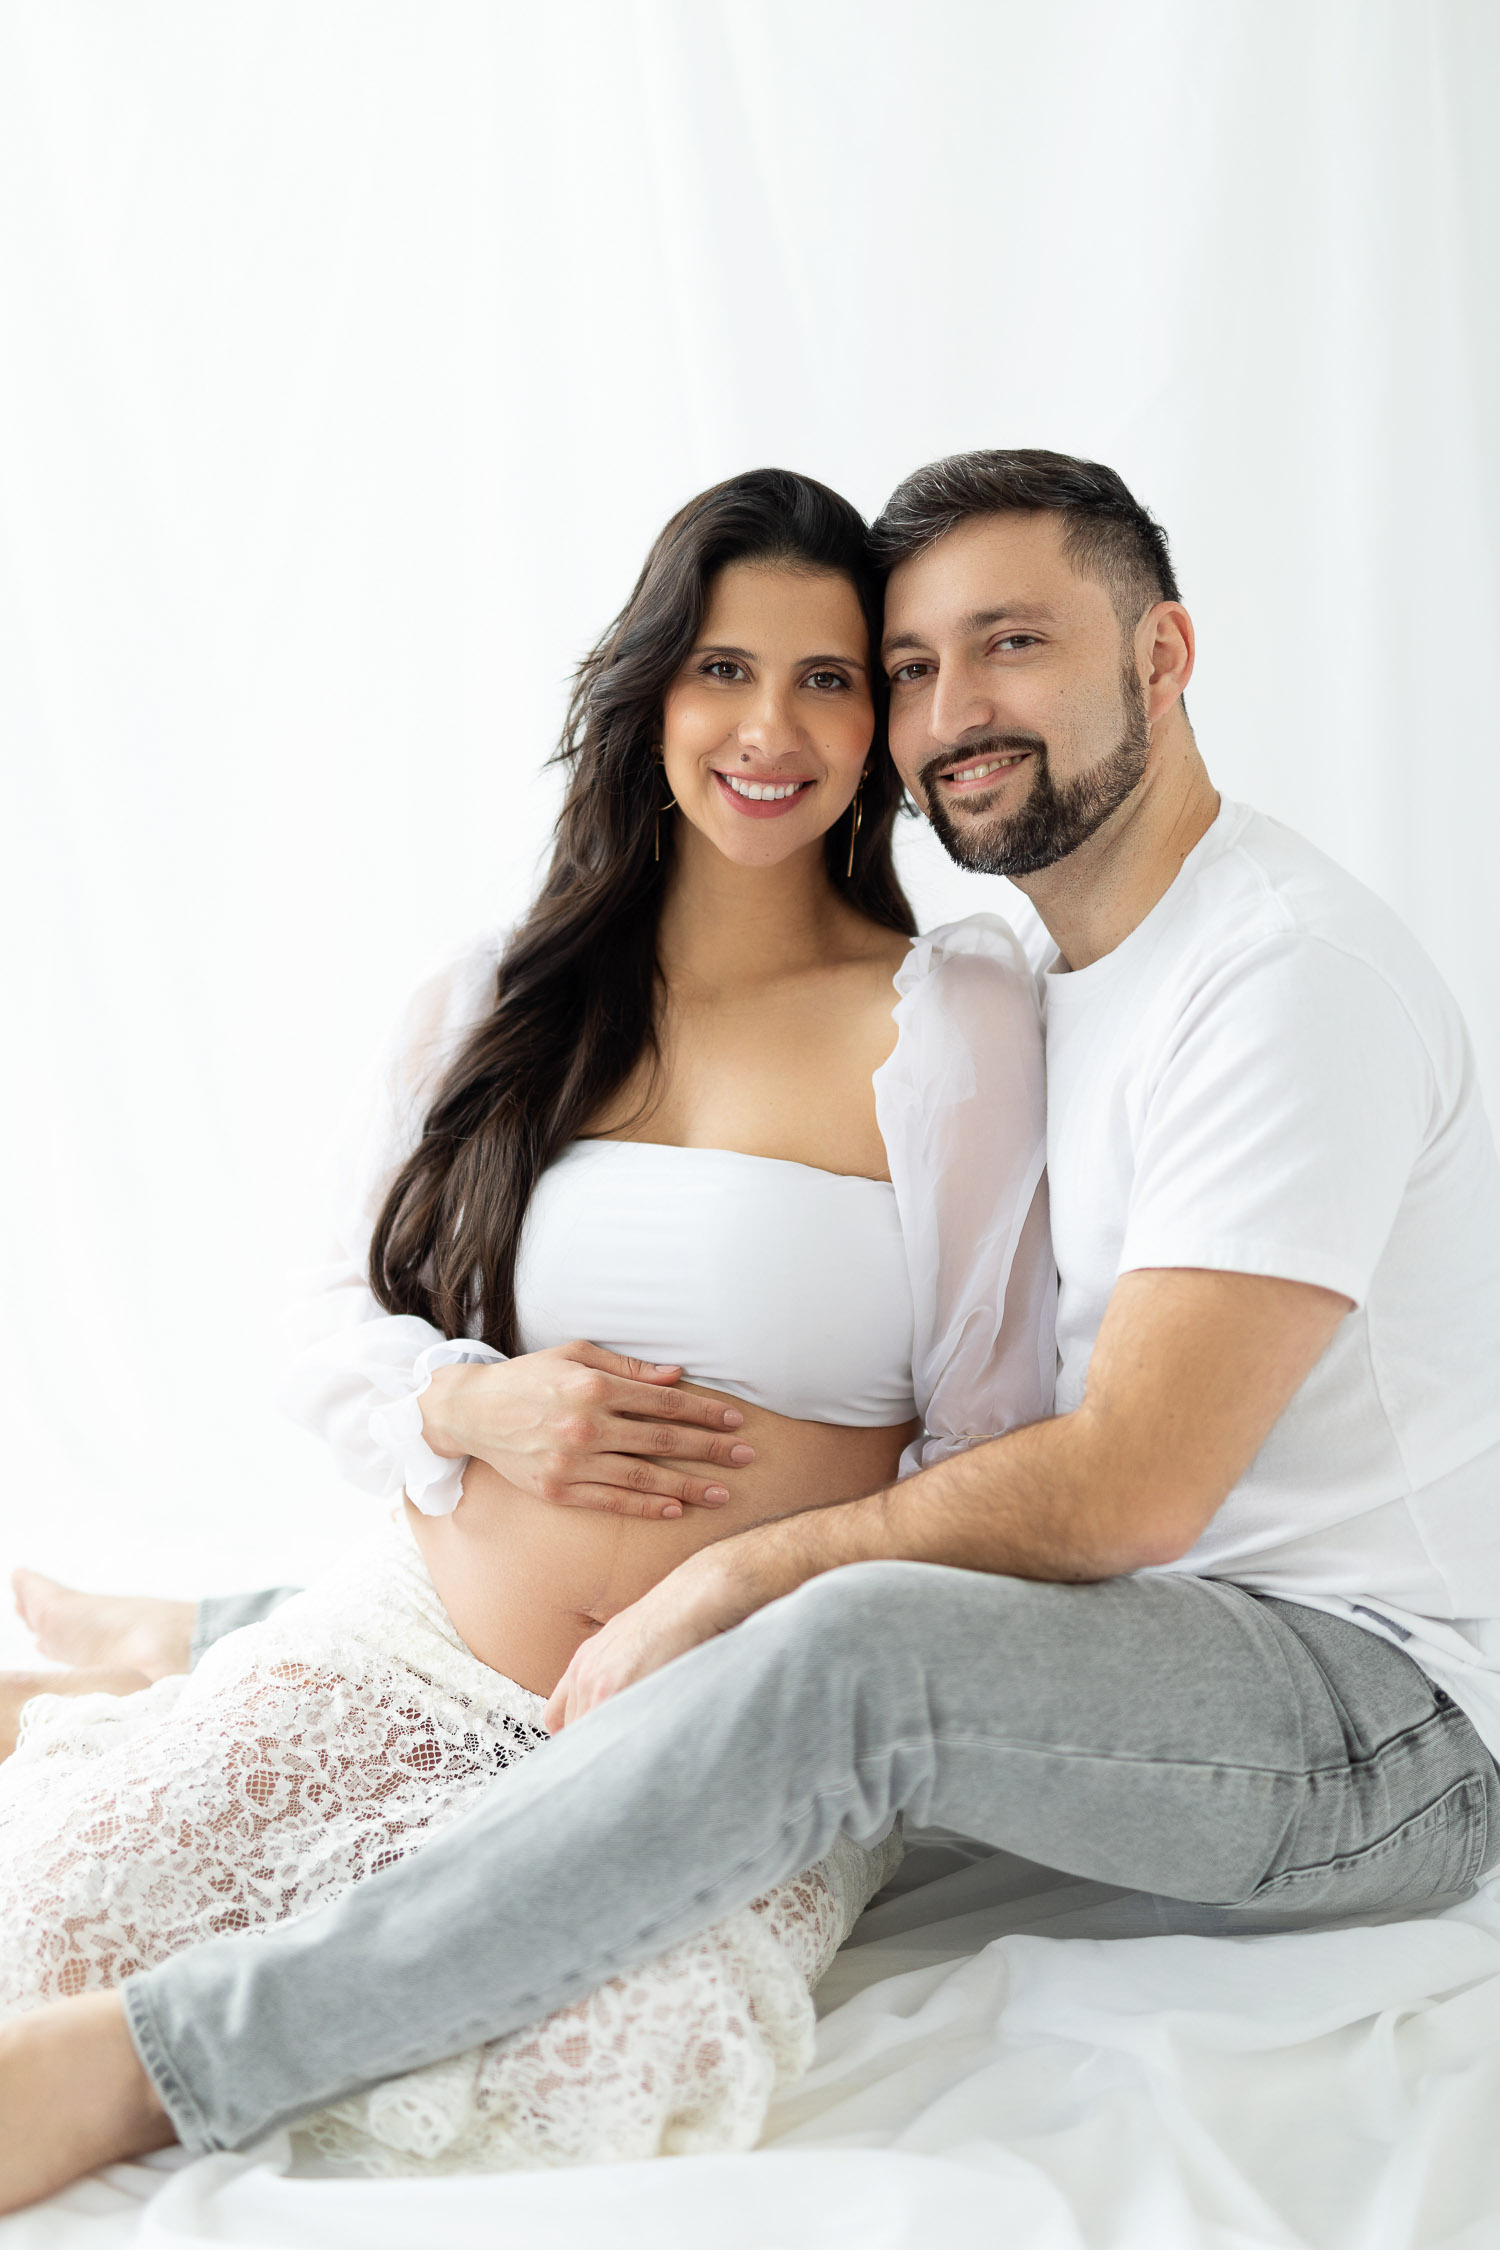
735,685,802,758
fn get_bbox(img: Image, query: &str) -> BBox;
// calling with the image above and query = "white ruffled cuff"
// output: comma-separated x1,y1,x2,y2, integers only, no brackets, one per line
366,1338,505,1517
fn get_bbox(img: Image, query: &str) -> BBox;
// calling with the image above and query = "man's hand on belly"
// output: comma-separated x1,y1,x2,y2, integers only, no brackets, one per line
541,1499,865,1728
543,1543,752,1730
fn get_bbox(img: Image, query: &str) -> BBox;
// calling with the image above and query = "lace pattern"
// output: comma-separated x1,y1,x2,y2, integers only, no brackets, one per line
0,1520,898,2171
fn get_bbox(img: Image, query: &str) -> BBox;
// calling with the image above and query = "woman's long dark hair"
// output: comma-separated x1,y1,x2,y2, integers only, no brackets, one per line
369,467,915,1353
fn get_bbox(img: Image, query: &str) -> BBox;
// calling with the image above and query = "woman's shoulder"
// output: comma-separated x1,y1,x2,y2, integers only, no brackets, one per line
896,913,1044,1011
875,912,1047,1159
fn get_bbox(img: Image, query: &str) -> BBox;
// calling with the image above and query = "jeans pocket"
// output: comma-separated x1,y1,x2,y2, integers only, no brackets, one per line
1248,1773,1490,1918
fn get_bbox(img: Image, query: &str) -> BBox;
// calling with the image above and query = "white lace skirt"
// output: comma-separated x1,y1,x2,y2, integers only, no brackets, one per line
0,1519,899,2173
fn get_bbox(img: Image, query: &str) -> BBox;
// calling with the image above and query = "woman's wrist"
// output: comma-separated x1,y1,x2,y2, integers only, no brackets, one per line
417,1362,481,1460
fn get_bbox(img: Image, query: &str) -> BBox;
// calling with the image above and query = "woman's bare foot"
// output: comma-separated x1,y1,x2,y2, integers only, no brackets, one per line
0,1992,177,2213
11,1569,194,1681
0,1666,151,1761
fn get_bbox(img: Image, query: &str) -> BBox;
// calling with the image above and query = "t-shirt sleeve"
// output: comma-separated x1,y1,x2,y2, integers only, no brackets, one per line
1117,936,1436,1306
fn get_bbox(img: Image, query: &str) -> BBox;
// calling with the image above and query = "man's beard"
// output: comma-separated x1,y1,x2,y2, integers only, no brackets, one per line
919,668,1151,879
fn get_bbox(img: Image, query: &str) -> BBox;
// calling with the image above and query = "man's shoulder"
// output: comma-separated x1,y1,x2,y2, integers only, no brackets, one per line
1169,807,1472,1092
1195,805,1449,1008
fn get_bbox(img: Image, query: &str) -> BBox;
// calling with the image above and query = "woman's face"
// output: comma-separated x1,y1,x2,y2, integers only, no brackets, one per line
659,561,874,870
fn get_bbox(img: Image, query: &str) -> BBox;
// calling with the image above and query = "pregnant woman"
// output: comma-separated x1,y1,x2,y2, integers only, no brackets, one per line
0,468,1050,2185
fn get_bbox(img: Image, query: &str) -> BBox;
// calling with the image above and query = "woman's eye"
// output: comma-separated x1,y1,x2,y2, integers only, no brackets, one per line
703,659,747,682
805,670,850,692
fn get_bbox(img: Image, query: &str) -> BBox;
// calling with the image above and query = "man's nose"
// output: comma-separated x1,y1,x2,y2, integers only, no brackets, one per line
927,663,995,750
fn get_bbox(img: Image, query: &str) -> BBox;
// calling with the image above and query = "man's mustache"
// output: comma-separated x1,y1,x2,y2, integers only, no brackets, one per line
916,734,1048,798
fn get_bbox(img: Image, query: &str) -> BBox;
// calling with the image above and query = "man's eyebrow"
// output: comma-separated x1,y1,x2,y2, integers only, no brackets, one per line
691,642,868,673
881,604,1057,655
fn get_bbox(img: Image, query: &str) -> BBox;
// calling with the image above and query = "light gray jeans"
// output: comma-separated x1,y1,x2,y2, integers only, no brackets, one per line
188,1587,300,1668
127,1563,1500,2154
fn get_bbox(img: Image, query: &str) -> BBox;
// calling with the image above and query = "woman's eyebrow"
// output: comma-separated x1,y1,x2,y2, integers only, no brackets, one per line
691,643,868,673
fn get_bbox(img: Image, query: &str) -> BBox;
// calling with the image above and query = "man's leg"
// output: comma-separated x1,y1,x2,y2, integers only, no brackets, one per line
10,1572,301,1680
189,1587,301,1668
1,1583,300,1769
122,1562,1499,2153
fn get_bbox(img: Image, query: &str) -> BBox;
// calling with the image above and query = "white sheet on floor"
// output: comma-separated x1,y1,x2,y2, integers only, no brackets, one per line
7,1847,1500,2250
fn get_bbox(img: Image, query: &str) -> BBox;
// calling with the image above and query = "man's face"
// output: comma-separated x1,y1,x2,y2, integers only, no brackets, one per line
882,512,1150,878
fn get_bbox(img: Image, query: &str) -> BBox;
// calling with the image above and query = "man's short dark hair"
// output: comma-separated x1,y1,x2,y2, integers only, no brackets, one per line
870,448,1181,629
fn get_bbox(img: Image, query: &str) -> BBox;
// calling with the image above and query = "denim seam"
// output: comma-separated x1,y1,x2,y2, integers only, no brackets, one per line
122,1979,219,2156
1251,1773,1487,1897
872,1728,1391,1786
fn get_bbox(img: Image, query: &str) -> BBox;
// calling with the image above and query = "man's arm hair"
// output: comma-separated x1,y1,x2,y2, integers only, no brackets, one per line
719,1268,1352,1606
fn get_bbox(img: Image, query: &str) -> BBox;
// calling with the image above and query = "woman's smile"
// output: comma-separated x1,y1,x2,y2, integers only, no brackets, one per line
712,769,817,818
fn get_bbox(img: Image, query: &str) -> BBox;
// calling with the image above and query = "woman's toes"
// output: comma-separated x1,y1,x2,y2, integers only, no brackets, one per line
0,1994,177,2214
9,1570,194,1681
10,1569,66,1648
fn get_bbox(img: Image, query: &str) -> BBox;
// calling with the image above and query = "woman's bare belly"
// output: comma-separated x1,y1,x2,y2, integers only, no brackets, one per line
408,1382,917,1697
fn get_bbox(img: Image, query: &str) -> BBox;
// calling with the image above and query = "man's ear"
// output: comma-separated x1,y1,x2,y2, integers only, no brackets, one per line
1140,602,1195,721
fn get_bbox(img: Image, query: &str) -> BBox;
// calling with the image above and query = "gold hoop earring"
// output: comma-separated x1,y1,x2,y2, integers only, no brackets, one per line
651,745,677,862
844,771,866,879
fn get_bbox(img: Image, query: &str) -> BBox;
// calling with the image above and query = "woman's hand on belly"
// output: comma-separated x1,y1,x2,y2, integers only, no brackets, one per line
409,1389,917,1699
420,1341,757,1519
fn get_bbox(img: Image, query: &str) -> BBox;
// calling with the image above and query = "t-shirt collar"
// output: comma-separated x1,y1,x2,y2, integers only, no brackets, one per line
1041,796,1246,999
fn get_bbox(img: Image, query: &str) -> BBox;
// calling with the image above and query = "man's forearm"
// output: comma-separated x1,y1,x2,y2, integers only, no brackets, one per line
549,1270,1353,1728
711,1409,1154,1624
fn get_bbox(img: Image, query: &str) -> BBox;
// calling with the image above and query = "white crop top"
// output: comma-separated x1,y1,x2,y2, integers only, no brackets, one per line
516,1140,917,1426
277,914,1056,1514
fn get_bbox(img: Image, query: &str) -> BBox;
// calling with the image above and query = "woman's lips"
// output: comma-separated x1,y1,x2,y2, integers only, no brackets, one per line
712,770,817,820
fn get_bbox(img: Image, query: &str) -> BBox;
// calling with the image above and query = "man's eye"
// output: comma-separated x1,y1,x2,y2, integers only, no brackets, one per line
995,635,1041,653
890,661,931,684
805,670,850,692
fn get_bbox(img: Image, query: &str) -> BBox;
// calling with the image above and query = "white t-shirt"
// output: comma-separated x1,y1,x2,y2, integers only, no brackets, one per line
1040,800,1500,1758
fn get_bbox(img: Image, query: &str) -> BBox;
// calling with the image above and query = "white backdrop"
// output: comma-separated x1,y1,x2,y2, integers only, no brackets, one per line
2,0,1497,1656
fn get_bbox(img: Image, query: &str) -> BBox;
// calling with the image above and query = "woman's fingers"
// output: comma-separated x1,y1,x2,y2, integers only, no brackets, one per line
559,1459,735,1516
552,1486,685,1521
601,1416,755,1469
561,1341,686,1385
558,1346,747,1432
603,1379,746,1432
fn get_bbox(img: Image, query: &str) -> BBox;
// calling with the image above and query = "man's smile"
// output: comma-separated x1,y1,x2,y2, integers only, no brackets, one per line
935,748,1035,796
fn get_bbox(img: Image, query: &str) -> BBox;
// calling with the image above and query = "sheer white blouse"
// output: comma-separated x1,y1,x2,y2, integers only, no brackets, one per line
277,915,1055,1513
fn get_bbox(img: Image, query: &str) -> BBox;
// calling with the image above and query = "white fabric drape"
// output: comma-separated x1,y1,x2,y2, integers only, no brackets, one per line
13,1848,1500,2248
0,0,1495,1610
